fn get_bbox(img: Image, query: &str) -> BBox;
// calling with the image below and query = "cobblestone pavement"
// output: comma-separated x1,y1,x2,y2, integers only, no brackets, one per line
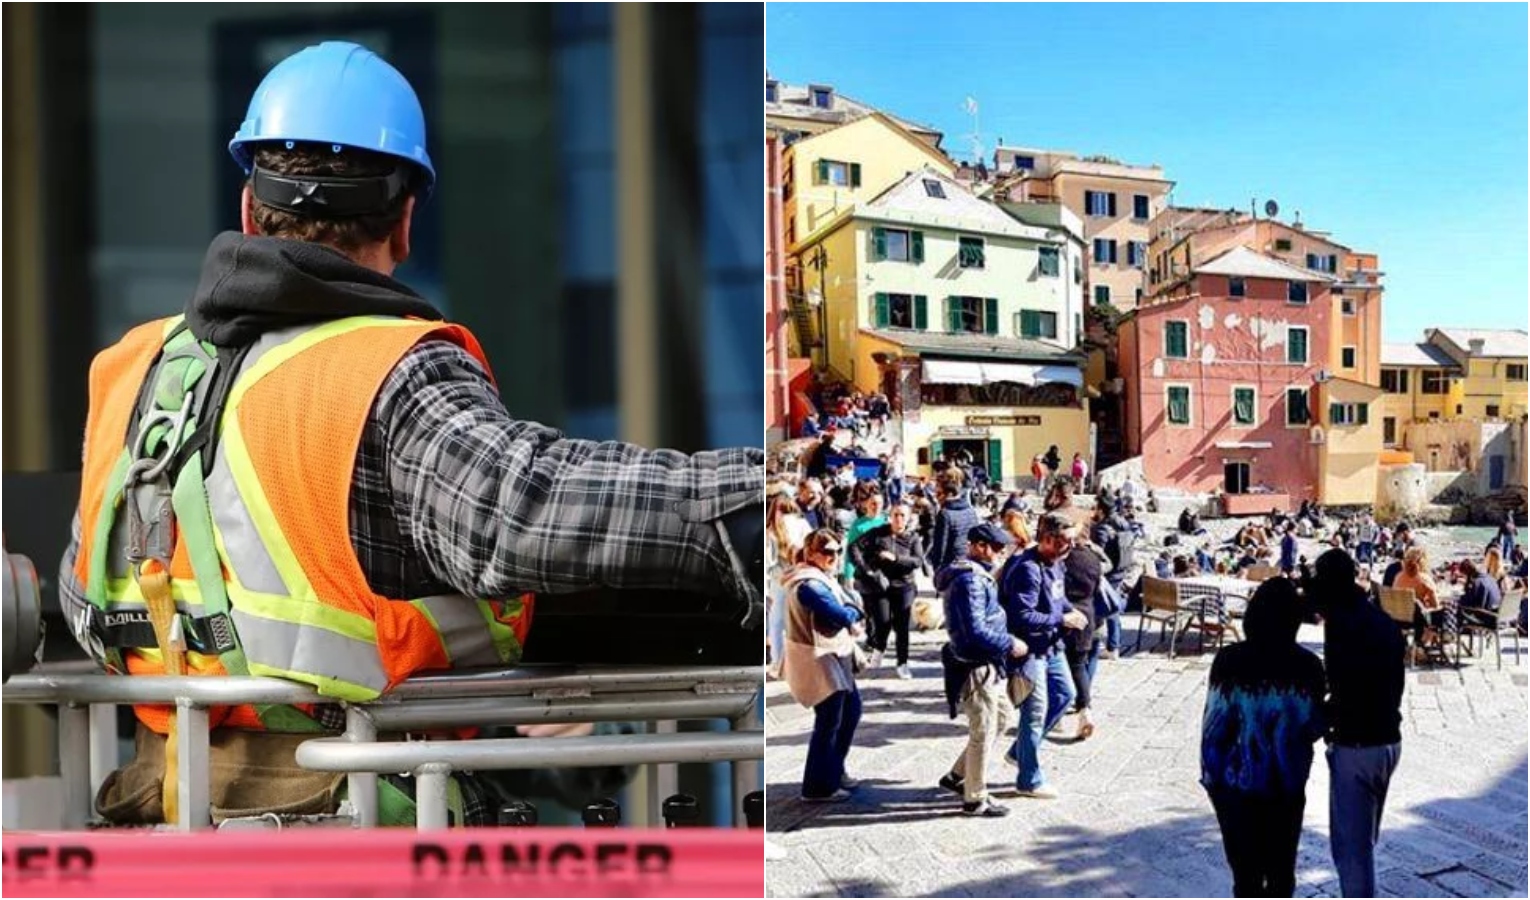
766,611,1528,898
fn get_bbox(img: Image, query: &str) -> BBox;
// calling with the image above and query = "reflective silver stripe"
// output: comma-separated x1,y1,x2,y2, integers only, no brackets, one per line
206,445,287,595
414,595,506,668
104,598,208,618
230,608,390,695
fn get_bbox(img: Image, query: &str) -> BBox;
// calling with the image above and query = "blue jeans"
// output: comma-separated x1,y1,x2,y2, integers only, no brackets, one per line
1328,743,1401,898
1356,542,1374,564
1105,613,1122,653
767,583,786,671
803,688,861,798
1012,651,1076,791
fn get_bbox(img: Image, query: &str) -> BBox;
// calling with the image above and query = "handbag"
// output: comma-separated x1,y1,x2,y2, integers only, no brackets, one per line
1093,576,1126,620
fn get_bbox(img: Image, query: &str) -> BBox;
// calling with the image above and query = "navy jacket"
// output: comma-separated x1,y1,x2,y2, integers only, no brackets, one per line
937,559,1012,666
794,577,863,635
927,495,981,571
1280,533,1298,572
1000,546,1074,659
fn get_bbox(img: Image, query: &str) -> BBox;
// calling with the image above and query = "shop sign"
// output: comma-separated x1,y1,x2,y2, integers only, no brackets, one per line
965,415,1041,427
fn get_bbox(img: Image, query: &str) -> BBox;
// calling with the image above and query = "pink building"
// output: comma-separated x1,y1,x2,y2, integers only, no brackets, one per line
766,135,791,443
1121,246,1337,508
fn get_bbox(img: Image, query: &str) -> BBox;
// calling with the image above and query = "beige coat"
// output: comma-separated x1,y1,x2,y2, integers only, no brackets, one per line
780,565,858,709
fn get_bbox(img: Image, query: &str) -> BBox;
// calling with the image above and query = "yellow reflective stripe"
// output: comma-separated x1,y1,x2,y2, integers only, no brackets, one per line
230,590,376,645
218,412,314,601
246,662,379,703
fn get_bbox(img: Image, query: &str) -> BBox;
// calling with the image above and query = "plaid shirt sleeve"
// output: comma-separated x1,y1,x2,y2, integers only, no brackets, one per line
375,340,763,600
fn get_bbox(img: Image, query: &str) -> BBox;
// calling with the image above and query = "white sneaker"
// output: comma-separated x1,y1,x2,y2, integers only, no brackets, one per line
800,788,852,803
895,664,912,680
869,650,884,671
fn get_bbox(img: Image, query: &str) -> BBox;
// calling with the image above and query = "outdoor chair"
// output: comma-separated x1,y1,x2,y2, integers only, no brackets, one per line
1377,586,1420,668
1458,588,1525,670
1135,576,1189,659
1176,582,1242,654
1243,564,1281,583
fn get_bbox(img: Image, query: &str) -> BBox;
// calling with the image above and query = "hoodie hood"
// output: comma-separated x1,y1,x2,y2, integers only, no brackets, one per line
185,231,443,346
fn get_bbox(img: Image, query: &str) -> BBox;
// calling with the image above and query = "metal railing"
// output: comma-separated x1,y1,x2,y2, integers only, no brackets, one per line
4,663,762,832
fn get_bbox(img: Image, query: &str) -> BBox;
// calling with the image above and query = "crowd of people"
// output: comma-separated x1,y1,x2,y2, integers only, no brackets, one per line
768,427,1526,896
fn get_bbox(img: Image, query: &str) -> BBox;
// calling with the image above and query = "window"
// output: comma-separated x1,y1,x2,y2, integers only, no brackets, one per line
958,236,985,269
1421,370,1450,394
1019,309,1058,339
1133,194,1150,220
873,227,923,263
873,292,928,330
1127,241,1146,268
1233,387,1257,426
1329,402,1369,427
1274,238,1293,252
815,159,860,187
1165,321,1189,359
811,87,832,109
1342,346,1356,369
1286,388,1310,426
1341,297,1355,315
1037,246,1060,277
1094,284,1111,306
1381,369,1409,393
1305,253,1338,273
1287,281,1308,304
1487,405,1501,418
1136,287,1143,305
1167,385,1191,425
1383,416,1396,445
1287,327,1309,364
1085,190,1117,217
1508,363,1527,381
923,179,947,199
1228,276,1246,298
1093,238,1118,264
766,80,778,103
1013,154,1036,171
947,295,998,335
1074,258,1083,285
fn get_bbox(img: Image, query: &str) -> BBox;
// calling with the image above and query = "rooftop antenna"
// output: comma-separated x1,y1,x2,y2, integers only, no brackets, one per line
961,95,984,165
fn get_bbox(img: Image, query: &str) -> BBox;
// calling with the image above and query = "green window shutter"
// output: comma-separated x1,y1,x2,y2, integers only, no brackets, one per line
814,159,829,185
913,295,929,330
911,231,925,264
872,227,887,260
945,296,960,333
1020,310,1038,338
987,439,1003,483
1289,329,1307,363
850,163,862,188
874,293,890,328
1168,387,1189,424
984,297,999,335
1330,402,1343,424
1358,403,1369,426
930,439,944,463
1166,322,1187,358
1234,388,1254,424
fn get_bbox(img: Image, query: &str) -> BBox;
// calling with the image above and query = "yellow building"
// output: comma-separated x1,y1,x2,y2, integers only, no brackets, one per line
1379,341,1461,444
1380,328,1528,446
994,146,1173,312
1317,377,1387,505
766,78,942,149
794,168,1089,486
781,112,954,249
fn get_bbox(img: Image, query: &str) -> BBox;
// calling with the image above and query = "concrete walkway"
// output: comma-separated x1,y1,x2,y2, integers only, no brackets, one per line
766,614,1528,897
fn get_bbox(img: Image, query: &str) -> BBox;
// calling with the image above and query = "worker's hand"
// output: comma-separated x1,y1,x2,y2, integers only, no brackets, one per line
516,722,596,739
1062,610,1088,630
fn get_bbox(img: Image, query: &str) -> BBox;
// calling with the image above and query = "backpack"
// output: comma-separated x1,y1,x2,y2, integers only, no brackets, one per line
1093,576,1126,620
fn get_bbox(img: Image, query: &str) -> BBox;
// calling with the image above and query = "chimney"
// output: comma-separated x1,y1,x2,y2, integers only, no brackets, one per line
1469,338,1486,356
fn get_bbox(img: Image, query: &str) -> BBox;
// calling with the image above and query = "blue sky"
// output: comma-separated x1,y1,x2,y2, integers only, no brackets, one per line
766,2,1528,342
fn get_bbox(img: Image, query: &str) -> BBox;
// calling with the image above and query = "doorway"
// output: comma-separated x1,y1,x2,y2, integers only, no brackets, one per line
1224,461,1250,495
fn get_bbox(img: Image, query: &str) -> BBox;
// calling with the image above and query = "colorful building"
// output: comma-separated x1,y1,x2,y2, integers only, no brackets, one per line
794,167,1088,486
993,146,1173,312
766,133,793,443
766,78,943,149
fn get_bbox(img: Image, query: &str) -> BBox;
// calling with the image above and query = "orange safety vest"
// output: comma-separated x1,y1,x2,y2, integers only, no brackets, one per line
74,315,534,734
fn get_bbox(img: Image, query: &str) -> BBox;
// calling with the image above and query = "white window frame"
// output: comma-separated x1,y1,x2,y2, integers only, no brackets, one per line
1287,326,1310,365
1164,319,1191,360
1165,382,1194,427
824,160,850,187
1285,387,1310,428
1342,345,1357,369
1231,384,1258,428
884,228,912,262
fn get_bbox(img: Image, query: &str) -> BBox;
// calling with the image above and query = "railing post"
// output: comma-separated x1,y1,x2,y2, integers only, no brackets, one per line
730,691,763,828
414,763,452,832
176,699,211,831
57,703,91,829
88,703,118,802
345,706,379,828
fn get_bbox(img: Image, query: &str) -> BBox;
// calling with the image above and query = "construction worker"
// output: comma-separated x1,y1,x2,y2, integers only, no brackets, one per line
57,41,762,827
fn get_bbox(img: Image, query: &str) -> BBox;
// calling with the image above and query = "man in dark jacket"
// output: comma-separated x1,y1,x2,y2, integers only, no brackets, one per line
927,468,982,572
1313,550,1404,898
1091,500,1135,657
1001,512,1088,798
849,503,929,679
936,523,1027,817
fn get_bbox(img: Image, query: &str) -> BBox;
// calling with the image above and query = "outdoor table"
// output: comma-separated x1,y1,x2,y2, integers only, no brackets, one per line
1178,575,1257,617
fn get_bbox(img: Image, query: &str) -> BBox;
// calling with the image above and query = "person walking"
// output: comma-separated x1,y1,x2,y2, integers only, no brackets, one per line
56,41,761,828
768,494,813,679
1042,444,1063,487
1091,499,1135,659
782,530,866,803
1001,512,1088,798
1355,513,1378,565
1200,577,1327,898
1279,521,1300,576
936,523,1028,817
1070,452,1090,490
850,503,929,679
927,468,983,572
1061,534,1104,741
1312,549,1405,898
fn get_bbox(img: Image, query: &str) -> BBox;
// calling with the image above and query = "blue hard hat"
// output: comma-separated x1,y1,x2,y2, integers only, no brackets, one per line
228,41,435,193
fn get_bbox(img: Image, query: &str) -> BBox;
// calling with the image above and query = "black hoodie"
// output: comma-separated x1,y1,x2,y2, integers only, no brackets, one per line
185,231,441,346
